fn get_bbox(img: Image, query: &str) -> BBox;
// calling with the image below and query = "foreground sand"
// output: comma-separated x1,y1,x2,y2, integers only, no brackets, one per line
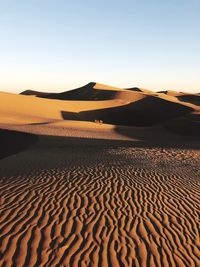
0,133,200,267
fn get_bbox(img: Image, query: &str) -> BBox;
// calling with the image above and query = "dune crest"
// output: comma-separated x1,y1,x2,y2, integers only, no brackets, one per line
1,82,200,133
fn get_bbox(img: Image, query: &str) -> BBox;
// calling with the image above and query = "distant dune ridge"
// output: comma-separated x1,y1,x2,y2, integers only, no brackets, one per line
0,82,200,266
0,82,199,134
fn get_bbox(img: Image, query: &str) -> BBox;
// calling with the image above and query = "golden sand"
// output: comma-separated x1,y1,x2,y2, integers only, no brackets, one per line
0,83,200,266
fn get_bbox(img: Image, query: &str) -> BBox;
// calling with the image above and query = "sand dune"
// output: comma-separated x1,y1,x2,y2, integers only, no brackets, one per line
0,91,129,125
21,82,155,100
21,82,124,101
0,83,200,266
159,90,200,106
1,83,199,129
20,82,163,101
126,87,155,94
61,97,193,126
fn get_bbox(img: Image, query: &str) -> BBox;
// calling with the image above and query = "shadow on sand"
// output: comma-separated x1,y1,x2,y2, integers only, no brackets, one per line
61,97,193,126
0,129,38,159
113,125,200,150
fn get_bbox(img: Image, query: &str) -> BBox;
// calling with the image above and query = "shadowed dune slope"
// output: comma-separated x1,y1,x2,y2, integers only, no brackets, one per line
177,94,200,106
0,129,38,159
126,87,155,94
21,82,125,101
62,96,193,126
164,112,200,136
125,87,143,92
21,82,158,101
158,90,200,106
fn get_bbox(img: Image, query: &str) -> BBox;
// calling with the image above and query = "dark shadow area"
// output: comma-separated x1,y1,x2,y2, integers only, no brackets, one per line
20,83,145,101
20,89,53,97
187,113,200,121
36,130,200,150
61,96,193,126
164,117,200,137
113,125,200,149
59,111,80,120
176,95,200,106
27,122,50,125
20,82,120,101
0,126,199,159
0,129,38,159
157,91,200,106
125,87,142,92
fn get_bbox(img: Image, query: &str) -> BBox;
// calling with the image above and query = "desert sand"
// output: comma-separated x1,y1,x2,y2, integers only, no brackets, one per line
0,83,200,266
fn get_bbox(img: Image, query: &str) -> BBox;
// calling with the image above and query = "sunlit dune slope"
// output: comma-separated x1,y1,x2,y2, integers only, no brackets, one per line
0,91,128,124
0,90,195,128
158,90,200,106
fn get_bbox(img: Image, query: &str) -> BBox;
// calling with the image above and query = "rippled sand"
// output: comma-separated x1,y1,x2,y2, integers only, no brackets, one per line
1,137,200,267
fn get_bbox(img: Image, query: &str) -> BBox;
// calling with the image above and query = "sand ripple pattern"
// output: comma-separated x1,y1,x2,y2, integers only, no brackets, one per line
0,145,200,267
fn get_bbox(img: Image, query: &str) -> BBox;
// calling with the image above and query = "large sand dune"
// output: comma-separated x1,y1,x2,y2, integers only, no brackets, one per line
1,82,199,129
0,83,200,266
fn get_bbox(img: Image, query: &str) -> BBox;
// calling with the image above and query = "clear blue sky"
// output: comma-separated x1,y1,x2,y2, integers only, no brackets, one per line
0,0,199,93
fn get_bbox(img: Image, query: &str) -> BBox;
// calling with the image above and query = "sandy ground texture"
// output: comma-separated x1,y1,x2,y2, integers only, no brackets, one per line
0,135,200,267
0,83,200,266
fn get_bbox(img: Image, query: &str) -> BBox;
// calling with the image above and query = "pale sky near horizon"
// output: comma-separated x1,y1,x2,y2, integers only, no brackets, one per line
0,0,199,93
